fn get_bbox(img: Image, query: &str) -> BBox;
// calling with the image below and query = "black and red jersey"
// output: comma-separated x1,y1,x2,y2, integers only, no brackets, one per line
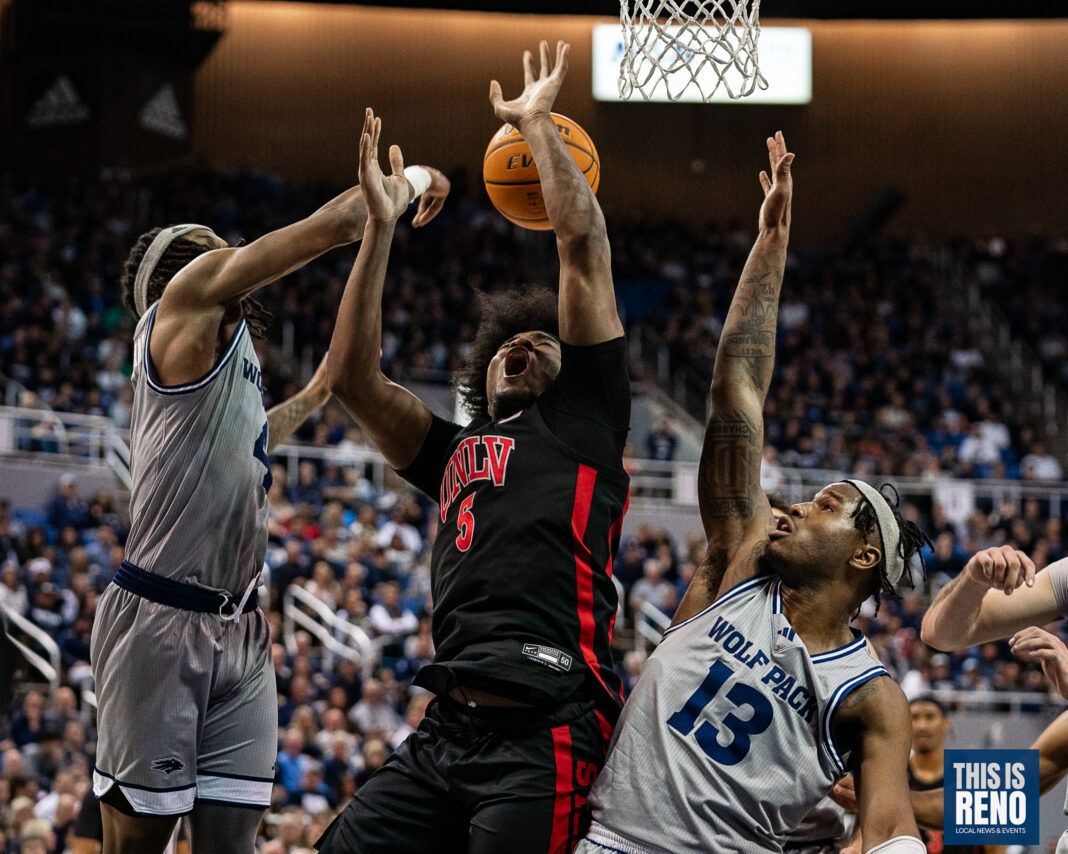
909,766,984,854
399,338,631,715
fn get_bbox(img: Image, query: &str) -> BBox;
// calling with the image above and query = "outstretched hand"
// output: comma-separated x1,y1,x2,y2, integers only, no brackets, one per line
1010,626,1068,698
358,108,410,225
757,131,794,234
412,166,450,228
489,40,570,128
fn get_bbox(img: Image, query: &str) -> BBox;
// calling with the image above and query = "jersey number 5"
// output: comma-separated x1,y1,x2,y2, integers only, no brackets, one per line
455,494,475,552
667,660,773,765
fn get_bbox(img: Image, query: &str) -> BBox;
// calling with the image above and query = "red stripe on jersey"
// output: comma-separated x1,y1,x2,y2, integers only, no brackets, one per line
549,724,574,854
572,465,614,700
603,492,630,649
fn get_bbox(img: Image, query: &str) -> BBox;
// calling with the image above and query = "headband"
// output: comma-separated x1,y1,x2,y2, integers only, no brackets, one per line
840,479,907,592
133,224,213,318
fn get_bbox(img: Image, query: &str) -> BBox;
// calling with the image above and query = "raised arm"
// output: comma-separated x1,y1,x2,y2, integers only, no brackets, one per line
152,147,449,388
489,41,622,346
672,133,794,625
265,353,331,453
327,110,435,469
919,546,1047,651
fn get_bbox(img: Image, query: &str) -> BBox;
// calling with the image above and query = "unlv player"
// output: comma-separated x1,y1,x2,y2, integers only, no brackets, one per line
320,43,628,853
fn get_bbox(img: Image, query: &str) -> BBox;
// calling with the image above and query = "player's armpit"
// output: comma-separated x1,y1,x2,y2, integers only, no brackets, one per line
837,678,920,850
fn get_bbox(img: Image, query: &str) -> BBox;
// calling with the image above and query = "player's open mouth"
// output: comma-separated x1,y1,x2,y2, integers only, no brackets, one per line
769,516,793,540
503,347,530,378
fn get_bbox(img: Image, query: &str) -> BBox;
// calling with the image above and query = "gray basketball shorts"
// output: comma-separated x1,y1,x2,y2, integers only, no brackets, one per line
90,585,276,816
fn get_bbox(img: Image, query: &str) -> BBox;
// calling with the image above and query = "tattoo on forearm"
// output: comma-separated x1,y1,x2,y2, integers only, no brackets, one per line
267,392,320,451
701,412,758,517
718,255,783,392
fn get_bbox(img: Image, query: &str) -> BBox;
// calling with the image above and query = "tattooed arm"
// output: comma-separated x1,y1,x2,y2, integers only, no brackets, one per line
673,132,795,626
266,353,331,452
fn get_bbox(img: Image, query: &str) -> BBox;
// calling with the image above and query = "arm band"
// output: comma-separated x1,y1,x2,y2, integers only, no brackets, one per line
403,166,432,203
866,836,926,853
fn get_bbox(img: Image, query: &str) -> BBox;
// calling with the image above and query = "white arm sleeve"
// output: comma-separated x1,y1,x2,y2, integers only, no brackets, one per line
865,837,926,854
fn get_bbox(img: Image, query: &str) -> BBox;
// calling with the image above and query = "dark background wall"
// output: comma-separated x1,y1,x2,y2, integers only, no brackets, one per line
172,4,1067,242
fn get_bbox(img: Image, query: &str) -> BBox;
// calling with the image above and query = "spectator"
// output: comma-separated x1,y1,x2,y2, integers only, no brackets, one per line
628,559,678,618
45,475,89,531
277,729,313,799
0,562,28,615
1021,441,1064,481
368,582,418,659
347,679,401,738
645,418,679,462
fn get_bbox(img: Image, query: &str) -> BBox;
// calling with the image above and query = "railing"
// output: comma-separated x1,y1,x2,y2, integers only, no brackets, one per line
634,601,671,653
2,606,61,697
0,405,117,469
627,458,1068,519
282,583,377,678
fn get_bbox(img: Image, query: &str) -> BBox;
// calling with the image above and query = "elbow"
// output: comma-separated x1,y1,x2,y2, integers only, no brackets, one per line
919,617,953,652
555,211,608,254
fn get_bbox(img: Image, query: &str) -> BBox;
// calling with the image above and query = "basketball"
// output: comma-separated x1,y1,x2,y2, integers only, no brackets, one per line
483,112,600,230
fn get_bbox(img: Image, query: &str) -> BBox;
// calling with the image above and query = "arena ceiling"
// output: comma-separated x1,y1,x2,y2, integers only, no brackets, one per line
280,1,1068,18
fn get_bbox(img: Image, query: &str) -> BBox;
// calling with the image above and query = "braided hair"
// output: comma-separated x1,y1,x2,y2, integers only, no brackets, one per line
851,482,931,614
119,228,274,339
454,287,560,420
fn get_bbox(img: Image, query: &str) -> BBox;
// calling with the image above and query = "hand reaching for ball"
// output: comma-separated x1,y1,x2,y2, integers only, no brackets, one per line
490,40,570,128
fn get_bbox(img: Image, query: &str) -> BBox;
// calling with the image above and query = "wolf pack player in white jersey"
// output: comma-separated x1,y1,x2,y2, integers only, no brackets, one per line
90,160,449,854
578,133,931,854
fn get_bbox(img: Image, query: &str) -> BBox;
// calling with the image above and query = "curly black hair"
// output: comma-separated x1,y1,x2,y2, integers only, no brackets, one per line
454,287,559,420
851,482,932,613
120,227,273,339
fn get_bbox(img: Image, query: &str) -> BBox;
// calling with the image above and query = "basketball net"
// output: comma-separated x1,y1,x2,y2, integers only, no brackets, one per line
618,0,768,101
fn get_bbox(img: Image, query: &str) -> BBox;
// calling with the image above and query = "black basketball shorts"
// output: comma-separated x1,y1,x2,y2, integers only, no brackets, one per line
316,695,614,854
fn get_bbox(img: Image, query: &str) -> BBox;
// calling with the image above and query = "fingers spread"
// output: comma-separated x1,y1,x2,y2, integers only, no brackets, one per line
540,40,551,78
523,51,536,87
556,41,570,76
759,171,771,196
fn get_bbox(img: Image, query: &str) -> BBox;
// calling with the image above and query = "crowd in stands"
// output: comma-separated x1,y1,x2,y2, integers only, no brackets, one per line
963,233,1068,392
2,451,1068,850
1,167,1064,480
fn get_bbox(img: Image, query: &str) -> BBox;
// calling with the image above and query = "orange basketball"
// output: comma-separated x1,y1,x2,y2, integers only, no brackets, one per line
483,112,600,231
